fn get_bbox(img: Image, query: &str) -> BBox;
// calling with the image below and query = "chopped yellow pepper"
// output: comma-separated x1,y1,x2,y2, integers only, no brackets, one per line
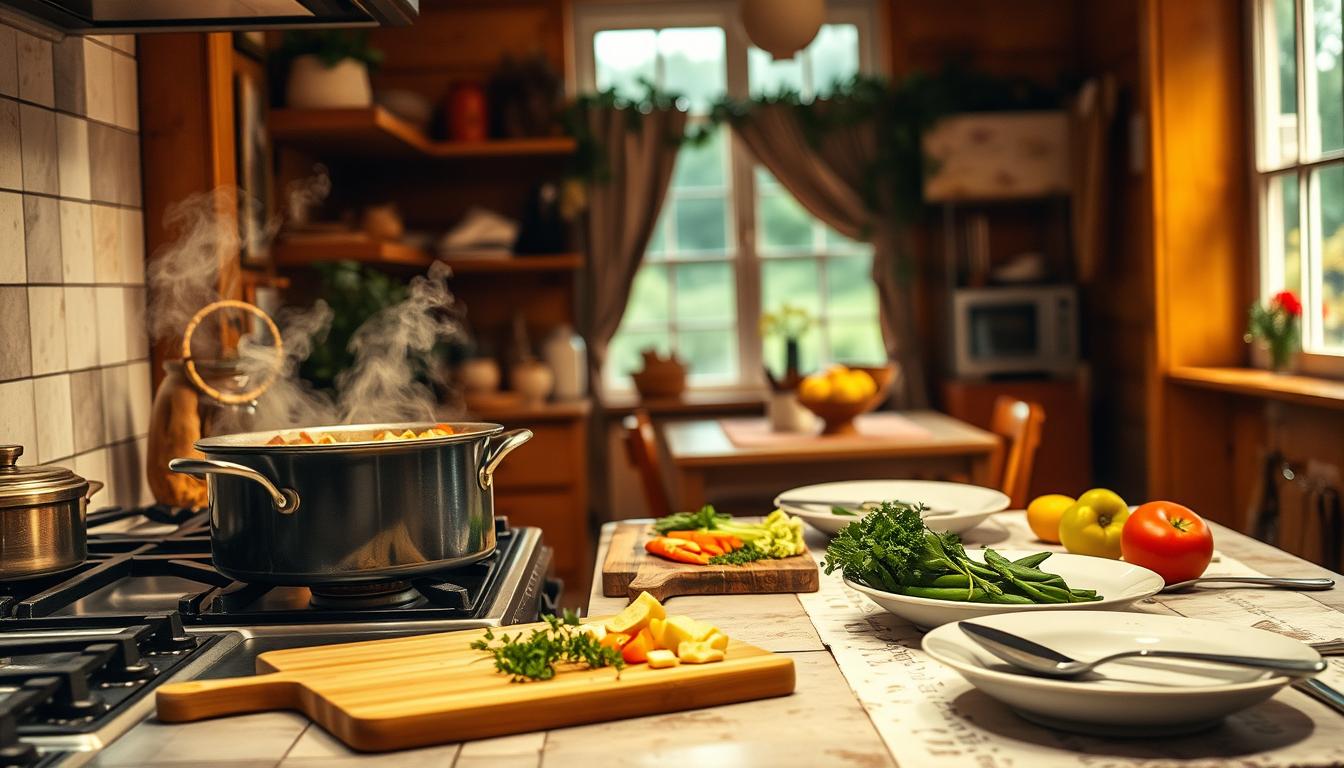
646,649,680,669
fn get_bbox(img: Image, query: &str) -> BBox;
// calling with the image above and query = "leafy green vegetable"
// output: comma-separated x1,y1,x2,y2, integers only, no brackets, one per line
821,501,1101,604
652,506,730,536
469,609,624,682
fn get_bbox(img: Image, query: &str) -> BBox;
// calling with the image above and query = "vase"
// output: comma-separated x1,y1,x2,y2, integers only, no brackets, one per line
543,324,587,401
1268,340,1298,374
768,391,816,434
286,55,372,109
511,360,554,405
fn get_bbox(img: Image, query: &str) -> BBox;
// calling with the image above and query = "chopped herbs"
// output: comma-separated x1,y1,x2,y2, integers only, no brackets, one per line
469,609,625,682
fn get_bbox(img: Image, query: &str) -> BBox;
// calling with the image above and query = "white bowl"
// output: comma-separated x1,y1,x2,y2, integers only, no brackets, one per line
776,480,1009,536
922,611,1320,734
843,549,1163,629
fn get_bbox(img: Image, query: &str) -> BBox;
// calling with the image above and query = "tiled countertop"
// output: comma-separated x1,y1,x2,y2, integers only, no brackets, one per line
91,519,1344,767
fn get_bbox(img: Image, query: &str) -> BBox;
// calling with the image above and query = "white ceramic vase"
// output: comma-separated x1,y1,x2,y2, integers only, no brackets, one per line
768,391,817,434
511,361,554,406
286,55,373,109
543,325,587,401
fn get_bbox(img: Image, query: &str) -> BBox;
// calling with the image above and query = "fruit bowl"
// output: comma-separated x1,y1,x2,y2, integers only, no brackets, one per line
796,364,896,435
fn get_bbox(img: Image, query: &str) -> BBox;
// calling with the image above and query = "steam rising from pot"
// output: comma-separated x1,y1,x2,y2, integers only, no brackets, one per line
148,181,465,432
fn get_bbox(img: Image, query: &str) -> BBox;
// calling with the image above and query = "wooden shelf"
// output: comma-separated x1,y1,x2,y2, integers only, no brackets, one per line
1168,366,1344,410
272,238,583,274
269,107,576,160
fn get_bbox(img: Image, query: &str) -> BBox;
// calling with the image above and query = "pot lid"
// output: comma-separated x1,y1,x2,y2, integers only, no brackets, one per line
0,445,88,507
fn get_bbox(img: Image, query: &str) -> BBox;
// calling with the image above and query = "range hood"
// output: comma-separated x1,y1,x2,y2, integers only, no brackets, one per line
0,0,417,35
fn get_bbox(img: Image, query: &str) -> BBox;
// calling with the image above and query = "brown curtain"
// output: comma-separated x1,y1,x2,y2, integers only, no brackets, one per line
1070,76,1118,283
579,106,688,397
730,104,927,407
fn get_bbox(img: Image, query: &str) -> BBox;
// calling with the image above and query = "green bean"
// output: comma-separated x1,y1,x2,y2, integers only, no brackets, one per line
972,592,1036,604
915,574,972,588
1012,552,1052,568
898,586,987,601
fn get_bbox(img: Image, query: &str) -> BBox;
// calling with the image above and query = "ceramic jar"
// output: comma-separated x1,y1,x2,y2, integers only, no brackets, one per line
511,360,554,405
543,325,587,401
286,55,373,109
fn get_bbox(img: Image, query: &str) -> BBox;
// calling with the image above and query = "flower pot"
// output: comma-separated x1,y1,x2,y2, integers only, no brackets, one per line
286,55,372,109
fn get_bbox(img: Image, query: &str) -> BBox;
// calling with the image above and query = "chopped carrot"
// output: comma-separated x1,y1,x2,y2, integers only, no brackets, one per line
435,423,455,434
645,537,710,565
600,632,632,652
266,435,285,445
296,431,315,444
621,627,656,664
723,535,744,551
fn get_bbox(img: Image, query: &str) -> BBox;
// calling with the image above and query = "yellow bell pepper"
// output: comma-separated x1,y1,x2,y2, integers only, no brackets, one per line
1058,488,1130,559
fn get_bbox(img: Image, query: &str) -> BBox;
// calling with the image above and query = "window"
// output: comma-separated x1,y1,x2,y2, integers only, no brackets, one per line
1253,0,1344,370
576,2,884,389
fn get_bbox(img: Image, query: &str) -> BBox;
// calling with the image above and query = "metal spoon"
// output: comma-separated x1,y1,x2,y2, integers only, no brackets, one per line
1161,576,1335,593
959,621,1326,679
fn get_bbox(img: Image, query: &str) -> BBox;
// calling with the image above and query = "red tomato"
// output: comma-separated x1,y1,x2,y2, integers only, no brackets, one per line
1120,501,1214,584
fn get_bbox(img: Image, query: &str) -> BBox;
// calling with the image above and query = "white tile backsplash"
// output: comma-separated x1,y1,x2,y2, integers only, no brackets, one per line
0,98,19,191
59,200,93,282
0,190,23,283
92,203,119,283
95,285,127,364
28,285,66,375
19,103,57,195
56,113,91,200
0,27,17,98
1,18,146,486
82,39,114,126
15,31,52,108
111,50,137,132
33,373,72,461
0,378,36,464
100,363,132,443
63,285,97,369
117,207,144,283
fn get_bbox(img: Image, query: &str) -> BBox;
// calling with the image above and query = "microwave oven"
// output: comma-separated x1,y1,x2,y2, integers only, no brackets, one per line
951,286,1078,377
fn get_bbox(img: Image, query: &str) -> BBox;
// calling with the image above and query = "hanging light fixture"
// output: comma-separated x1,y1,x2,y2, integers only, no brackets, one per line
740,0,826,61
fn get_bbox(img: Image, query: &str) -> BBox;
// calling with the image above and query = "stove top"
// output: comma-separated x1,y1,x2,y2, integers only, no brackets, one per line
0,505,557,766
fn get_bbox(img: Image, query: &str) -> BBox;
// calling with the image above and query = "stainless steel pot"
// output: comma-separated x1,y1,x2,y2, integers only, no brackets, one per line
168,422,531,585
0,445,104,580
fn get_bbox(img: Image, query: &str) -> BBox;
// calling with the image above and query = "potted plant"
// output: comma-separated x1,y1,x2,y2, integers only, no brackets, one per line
761,304,816,433
1245,290,1302,373
280,31,383,109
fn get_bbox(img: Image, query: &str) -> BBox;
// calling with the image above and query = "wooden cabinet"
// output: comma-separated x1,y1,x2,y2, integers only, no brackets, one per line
942,377,1092,499
469,401,591,597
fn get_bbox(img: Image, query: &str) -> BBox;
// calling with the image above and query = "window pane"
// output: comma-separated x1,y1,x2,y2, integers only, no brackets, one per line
758,187,814,252
811,24,861,96
673,125,726,189
674,195,728,253
748,46,805,97
762,259,822,315
823,226,872,255
594,29,657,100
606,330,670,380
623,264,670,326
674,262,735,324
827,255,879,317
1261,0,1299,166
1312,0,1344,155
679,329,736,380
829,320,886,365
1317,163,1344,348
658,27,726,113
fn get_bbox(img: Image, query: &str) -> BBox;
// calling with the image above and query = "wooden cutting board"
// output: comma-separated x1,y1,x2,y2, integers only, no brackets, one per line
602,522,819,600
155,619,795,752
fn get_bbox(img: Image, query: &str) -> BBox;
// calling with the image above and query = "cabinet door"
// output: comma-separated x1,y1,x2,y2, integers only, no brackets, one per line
492,423,578,489
493,490,587,582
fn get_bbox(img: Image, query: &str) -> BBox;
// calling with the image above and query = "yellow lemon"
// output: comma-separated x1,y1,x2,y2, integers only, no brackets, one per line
831,375,868,404
1026,493,1075,544
798,375,831,402
849,369,877,398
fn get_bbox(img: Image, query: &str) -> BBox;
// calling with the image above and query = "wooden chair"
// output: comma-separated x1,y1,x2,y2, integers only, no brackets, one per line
988,396,1046,508
622,409,673,519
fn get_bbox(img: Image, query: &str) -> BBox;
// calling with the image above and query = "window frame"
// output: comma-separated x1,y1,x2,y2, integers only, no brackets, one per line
571,0,885,391
1250,0,1344,376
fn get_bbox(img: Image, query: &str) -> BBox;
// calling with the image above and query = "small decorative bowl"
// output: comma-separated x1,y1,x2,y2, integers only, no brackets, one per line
796,363,896,435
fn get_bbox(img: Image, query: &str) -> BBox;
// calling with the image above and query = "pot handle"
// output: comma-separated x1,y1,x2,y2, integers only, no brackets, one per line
85,479,104,499
478,428,533,491
169,458,300,514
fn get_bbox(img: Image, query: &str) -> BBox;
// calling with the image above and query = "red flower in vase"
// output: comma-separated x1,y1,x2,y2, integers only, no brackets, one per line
1271,290,1302,318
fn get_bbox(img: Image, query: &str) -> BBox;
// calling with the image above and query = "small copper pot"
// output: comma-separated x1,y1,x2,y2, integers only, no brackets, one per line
0,445,103,580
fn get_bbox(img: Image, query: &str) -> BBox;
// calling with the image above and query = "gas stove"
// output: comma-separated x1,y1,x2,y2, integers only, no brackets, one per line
0,506,556,766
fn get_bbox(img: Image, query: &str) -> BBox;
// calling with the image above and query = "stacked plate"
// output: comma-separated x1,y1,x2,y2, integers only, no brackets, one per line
775,480,1010,536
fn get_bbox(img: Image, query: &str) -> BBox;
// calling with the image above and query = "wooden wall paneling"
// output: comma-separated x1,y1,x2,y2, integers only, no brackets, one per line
1142,0,1251,504
139,33,242,387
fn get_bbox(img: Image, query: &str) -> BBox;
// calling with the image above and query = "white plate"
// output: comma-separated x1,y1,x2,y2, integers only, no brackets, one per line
922,611,1321,733
775,480,1010,536
844,549,1163,629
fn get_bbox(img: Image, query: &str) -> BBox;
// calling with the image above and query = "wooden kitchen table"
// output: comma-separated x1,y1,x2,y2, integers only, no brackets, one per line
661,410,1001,509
